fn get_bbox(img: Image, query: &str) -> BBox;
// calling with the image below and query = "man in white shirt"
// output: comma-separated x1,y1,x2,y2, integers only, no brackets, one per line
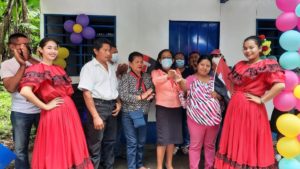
0,33,40,169
78,38,121,169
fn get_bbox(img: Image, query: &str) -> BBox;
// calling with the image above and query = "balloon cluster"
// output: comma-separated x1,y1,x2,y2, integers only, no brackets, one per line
274,70,300,111
274,1,300,168
53,47,69,69
275,0,300,70
276,114,300,169
63,14,96,44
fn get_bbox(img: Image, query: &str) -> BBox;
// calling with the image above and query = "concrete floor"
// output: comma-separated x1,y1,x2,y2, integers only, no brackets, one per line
112,144,202,169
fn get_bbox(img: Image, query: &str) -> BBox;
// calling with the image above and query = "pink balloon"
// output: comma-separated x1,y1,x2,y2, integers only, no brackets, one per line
273,91,297,111
276,0,300,12
296,99,300,111
284,70,299,91
276,12,298,31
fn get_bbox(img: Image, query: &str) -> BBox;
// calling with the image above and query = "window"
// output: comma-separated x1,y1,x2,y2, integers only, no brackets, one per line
256,19,284,57
44,14,116,76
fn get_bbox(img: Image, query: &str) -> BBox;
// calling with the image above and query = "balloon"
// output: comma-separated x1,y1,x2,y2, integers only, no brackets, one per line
58,47,70,59
273,91,297,111
53,58,67,69
294,85,300,99
63,20,75,33
284,70,299,91
82,26,96,39
76,14,89,27
296,100,300,111
276,12,298,31
276,0,300,12
277,137,300,158
73,24,83,33
279,52,300,70
279,158,300,169
267,55,278,61
276,114,300,138
70,33,83,44
279,30,300,51
296,4,300,17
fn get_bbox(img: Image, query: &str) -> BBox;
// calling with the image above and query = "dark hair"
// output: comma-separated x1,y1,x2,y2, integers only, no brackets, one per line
93,38,112,50
39,37,59,48
8,33,28,44
188,51,201,59
154,49,176,70
243,36,262,47
174,52,185,59
111,43,117,48
128,51,143,62
197,55,213,74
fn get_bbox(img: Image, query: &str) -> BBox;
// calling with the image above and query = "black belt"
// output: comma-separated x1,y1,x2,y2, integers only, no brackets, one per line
93,98,116,104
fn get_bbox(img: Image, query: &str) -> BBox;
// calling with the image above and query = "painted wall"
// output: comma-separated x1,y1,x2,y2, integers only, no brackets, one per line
41,0,281,119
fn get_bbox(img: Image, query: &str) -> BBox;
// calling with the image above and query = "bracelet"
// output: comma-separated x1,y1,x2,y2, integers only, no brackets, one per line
260,98,264,104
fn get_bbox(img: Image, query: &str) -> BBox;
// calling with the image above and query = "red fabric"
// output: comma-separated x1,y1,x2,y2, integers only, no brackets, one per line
215,58,232,94
129,71,147,92
20,63,93,169
214,59,284,169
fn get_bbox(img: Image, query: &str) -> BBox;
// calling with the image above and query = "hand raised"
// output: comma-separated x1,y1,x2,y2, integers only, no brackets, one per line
13,49,26,66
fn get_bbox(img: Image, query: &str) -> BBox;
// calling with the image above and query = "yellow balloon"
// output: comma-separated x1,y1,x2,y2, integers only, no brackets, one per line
294,85,300,99
277,137,300,158
73,24,83,33
53,58,66,69
297,113,300,119
276,114,300,138
58,47,70,59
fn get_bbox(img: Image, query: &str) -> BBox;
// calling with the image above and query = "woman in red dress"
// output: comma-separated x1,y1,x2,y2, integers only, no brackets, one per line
214,36,285,169
19,38,93,169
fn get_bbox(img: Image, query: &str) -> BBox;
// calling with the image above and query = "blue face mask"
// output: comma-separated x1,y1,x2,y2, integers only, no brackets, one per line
176,59,185,68
111,53,119,63
161,58,173,69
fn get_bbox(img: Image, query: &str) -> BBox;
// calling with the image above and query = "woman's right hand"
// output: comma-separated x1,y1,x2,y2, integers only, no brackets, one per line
44,97,64,110
141,88,153,100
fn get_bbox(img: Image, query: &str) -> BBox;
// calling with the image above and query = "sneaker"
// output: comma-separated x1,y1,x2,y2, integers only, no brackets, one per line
181,145,189,155
173,146,179,155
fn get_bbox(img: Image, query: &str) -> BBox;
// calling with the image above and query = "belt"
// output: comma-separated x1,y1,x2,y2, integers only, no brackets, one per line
93,98,116,104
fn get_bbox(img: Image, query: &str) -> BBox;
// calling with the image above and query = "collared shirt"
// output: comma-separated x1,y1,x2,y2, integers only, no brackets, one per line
119,72,153,113
0,57,40,114
78,57,118,100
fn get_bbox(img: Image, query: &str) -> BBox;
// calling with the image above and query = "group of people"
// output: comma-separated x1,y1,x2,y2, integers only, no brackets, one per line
0,33,285,169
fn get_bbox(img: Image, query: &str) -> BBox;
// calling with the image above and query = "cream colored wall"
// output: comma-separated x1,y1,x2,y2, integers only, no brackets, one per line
41,0,281,119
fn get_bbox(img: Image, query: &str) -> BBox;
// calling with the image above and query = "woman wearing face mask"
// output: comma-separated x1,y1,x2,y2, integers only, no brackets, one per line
151,49,183,169
173,52,193,155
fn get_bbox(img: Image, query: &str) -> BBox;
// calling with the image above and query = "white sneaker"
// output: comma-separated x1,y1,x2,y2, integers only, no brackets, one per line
173,146,179,155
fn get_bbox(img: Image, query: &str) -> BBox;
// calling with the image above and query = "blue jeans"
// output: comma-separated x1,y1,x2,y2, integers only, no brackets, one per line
122,111,147,169
10,111,39,169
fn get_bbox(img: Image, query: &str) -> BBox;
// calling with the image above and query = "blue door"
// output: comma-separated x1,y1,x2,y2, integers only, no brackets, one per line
169,21,220,58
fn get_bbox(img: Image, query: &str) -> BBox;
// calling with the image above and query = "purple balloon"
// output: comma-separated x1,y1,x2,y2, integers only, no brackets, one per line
70,33,83,44
82,27,96,39
64,20,75,33
76,14,89,27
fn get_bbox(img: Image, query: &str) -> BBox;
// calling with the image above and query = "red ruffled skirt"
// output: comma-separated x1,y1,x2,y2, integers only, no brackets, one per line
214,92,277,169
31,96,93,169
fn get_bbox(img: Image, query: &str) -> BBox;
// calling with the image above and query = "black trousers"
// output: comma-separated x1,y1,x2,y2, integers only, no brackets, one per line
85,99,118,169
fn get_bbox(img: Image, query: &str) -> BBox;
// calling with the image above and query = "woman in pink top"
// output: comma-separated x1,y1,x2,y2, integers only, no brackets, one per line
151,49,183,169
177,56,222,169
